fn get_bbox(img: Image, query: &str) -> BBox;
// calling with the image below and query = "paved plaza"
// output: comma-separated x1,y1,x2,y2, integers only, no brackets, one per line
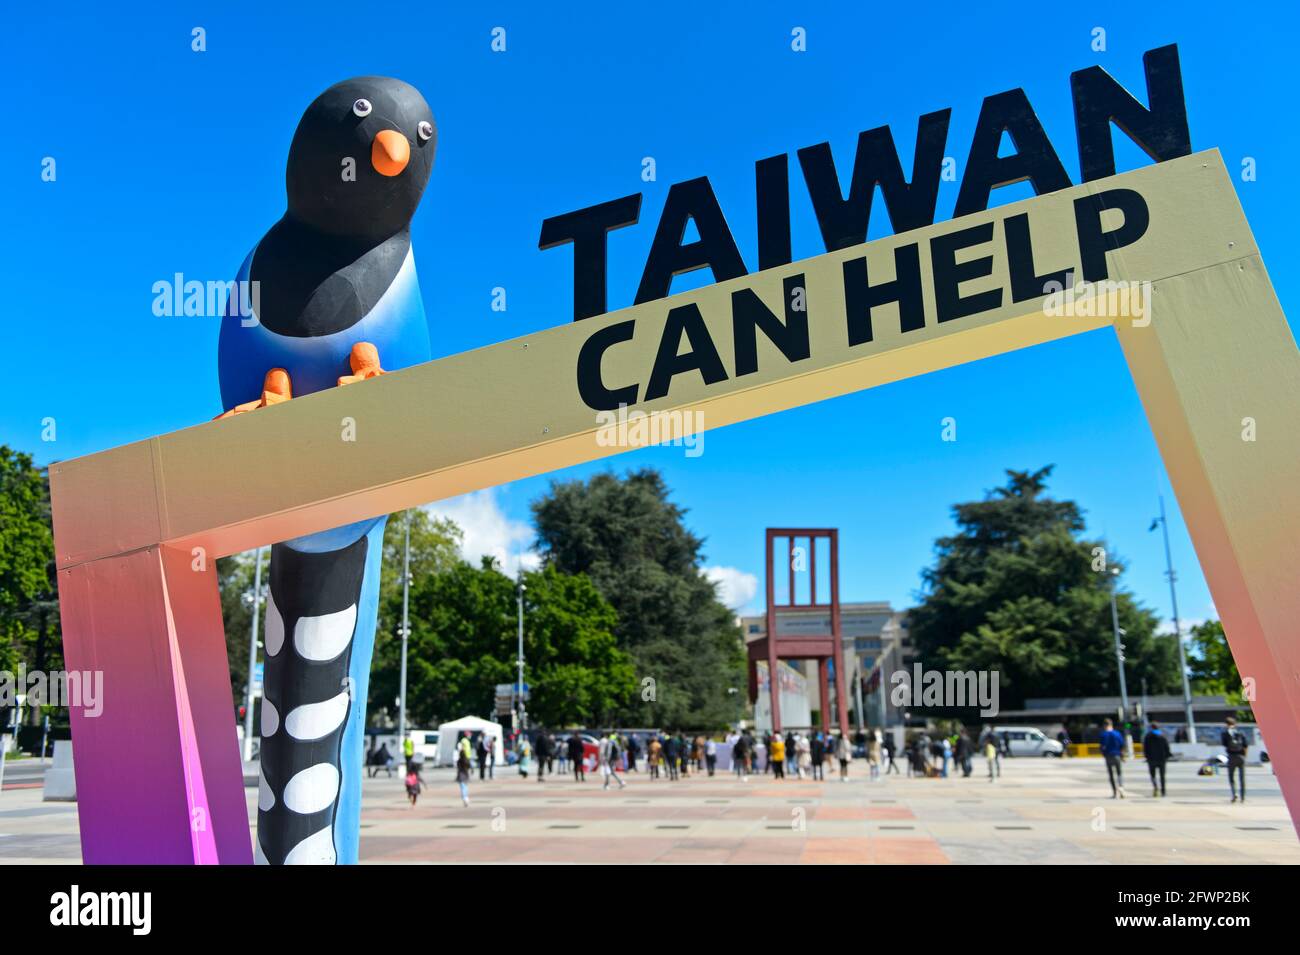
3,755,1297,864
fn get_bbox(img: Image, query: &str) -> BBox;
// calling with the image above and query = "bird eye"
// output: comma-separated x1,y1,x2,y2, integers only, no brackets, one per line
417,121,434,142
352,98,373,118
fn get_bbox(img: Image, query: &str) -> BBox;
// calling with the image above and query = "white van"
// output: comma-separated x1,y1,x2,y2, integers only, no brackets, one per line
992,726,1064,757
408,730,440,764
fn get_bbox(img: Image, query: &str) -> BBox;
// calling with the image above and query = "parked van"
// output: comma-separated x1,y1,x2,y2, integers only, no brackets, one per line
992,726,1064,757
409,730,440,764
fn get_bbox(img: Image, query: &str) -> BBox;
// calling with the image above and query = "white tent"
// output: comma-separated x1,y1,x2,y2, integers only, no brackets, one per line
435,716,506,766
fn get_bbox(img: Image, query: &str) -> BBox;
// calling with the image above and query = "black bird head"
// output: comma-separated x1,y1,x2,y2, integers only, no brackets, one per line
285,76,436,242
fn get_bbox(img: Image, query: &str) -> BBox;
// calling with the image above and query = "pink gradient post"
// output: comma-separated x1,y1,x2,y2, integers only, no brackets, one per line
56,545,252,864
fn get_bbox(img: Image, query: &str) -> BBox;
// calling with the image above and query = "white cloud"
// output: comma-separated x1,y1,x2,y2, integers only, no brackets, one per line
703,565,758,611
424,489,539,577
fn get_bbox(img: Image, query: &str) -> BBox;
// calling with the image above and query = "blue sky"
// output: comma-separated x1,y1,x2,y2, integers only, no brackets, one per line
5,2,1297,625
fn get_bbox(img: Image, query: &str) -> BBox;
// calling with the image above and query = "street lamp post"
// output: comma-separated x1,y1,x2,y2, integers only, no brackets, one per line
853,661,866,733
515,574,527,732
1108,567,1131,727
398,510,412,748
1155,495,1197,738
242,546,266,762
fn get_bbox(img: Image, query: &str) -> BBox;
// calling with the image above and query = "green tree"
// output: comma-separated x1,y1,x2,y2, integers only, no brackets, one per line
1,447,60,688
908,466,1177,712
375,510,463,641
369,556,631,727
1187,620,1250,714
531,468,745,729
218,509,463,716
217,551,260,711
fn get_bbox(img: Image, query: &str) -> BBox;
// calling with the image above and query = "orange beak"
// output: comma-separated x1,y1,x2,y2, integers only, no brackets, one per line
371,129,410,177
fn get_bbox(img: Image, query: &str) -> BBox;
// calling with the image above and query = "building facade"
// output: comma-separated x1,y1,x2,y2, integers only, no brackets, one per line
741,601,913,731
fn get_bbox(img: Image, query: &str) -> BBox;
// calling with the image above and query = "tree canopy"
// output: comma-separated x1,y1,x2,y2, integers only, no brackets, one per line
369,555,632,727
0,446,60,685
1187,619,1250,716
531,468,745,729
907,466,1179,712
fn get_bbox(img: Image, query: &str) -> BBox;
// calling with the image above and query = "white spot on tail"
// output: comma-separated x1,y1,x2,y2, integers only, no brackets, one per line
258,768,275,812
286,691,350,741
294,605,357,661
283,763,340,815
261,698,279,737
283,826,337,865
264,594,285,657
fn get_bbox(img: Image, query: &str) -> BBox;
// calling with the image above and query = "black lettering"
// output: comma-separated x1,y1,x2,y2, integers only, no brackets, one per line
954,89,1072,217
1073,188,1151,282
798,110,952,252
539,194,642,321
1005,213,1072,303
576,320,639,410
732,274,810,377
1072,44,1191,182
842,244,925,346
756,154,792,270
931,222,1003,323
635,177,747,305
644,303,729,400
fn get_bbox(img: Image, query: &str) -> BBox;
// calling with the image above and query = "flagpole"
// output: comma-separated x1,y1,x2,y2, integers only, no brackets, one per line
1156,496,1197,737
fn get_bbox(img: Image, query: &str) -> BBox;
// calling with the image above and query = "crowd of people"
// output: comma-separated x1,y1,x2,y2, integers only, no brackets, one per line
1100,715,1252,802
370,715,1259,807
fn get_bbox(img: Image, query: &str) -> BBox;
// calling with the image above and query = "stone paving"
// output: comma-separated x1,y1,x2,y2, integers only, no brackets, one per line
3,756,1297,864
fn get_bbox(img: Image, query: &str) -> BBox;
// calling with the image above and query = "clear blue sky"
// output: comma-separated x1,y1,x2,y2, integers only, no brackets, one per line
5,2,1297,625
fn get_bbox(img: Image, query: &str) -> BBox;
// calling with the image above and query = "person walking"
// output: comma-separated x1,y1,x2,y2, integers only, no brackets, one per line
769,732,786,779
601,733,627,790
867,729,882,781
517,736,532,777
476,733,490,781
404,758,422,807
955,729,972,778
941,736,952,778
1143,719,1170,797
835,732,852,782
705,737,718,776
455,739,472,807
981,727,1000,781
664,733,680,781
533,729,550,783
648,734,663,780
882,732,898,775
797,733,812,779
1100,718,1127,798
566,730,585,782
732,733,750,780
810,732,825,781
627,733,640,773
1222,716,1249,803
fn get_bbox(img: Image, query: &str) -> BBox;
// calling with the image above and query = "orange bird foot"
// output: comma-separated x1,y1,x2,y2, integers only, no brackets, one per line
215,368,292,419
337,342,387,385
